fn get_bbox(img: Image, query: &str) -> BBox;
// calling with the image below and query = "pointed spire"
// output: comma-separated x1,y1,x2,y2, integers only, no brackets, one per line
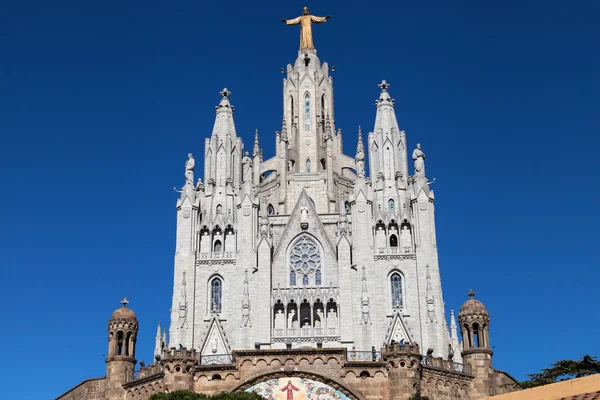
162,329,167,348
356,126,364,152
450,310,458,339
252,129,260,157
154,322,162,359
216,88,234,112
425,265,436,323
360,265,371,324
377,80,394,105
281,118,288,140
211,88,237,139
325,114,332,138
241,269,251,327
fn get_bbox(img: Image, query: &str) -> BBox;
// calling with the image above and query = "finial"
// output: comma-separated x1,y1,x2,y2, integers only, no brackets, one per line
220,88,231,98
468,289,476,299
120,297,129,307
378,80,390,92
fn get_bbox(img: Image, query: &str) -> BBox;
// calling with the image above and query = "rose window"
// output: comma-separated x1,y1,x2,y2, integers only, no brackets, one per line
290,237,321,274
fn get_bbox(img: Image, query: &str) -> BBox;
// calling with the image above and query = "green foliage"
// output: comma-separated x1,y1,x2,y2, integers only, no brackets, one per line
149,390,263,400
517,355,600,389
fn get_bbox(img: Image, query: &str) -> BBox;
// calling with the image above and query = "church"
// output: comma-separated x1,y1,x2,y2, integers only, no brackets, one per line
57,8,517,400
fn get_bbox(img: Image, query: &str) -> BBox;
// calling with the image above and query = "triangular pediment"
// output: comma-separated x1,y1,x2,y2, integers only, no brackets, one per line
200,315,231,359
384,311,414,345
272,189,336,261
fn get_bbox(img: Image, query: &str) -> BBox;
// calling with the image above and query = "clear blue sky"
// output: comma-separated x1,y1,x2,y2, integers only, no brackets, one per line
1,1,598,398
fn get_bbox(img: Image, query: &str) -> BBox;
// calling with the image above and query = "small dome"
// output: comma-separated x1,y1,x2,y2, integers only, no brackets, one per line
110,298,137,321
458,289,489,318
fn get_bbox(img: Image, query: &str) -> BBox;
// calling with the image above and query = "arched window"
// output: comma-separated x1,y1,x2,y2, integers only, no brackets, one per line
306,159,311,172
117,331,124,355
388,199,395,212
304,93,310,131
267,204,275,216
211,278,222,313
321,94,326,125
391,273,403,309
213,240,222,252
216,204,222,214
290,96,295,123
290,270,296,286
315,269,322,286
390,234,398,247
302,274,309,286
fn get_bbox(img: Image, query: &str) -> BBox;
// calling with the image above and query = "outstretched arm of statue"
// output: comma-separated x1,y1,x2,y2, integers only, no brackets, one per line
282,17,301,25
311,15,329,23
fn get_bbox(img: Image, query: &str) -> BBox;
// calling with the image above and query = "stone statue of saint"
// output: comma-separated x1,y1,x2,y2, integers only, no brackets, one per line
300,202,308,220
274,310,285,330
400,225,412,253
355,147,365,178
327,308,337,329
282,7,331,50
315,309,323,328
287,309,297,330
412,144,425,176
185,153,195,186
241,151,252,183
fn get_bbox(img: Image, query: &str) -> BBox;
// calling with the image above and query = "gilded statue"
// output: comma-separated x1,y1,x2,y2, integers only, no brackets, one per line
282,7,331,50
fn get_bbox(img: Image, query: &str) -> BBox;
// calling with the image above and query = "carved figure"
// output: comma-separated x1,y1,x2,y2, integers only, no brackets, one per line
282,7,331,50
355,146,366,178
287,309,297,329
274,310,285,330
412,143,425,176
327,308,337,328
300,202,309,223
185,153,195,186
400,225,412,253
241,151,252,183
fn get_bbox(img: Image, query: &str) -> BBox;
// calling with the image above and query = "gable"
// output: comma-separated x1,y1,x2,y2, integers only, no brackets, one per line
272,189,336,261
384,311,414,345
199,315,231,360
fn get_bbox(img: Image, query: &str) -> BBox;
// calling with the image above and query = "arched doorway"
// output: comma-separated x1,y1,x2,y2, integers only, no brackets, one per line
243,376,356,399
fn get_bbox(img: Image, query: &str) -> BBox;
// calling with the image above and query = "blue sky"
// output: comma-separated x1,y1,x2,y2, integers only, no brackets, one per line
1,1,598,398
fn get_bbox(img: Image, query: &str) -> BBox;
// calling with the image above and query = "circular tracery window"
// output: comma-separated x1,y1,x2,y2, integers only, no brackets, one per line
290,236,321,273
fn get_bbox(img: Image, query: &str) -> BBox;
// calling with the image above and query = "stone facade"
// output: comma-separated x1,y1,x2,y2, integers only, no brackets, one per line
56,13,518,400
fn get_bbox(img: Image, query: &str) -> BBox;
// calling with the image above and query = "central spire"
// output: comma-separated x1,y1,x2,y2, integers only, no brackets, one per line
281,7,331,50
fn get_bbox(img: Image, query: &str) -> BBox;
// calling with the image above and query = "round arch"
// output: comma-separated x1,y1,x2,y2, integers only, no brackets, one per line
233,370,365,400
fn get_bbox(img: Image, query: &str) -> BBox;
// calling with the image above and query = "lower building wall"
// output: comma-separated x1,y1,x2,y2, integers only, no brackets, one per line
56,378,105,400
420,368,471,400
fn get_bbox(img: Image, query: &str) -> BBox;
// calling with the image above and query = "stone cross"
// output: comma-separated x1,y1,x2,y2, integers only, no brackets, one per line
468,289,476,299
121,297,129,307
378,80,390,91
220,88,231,98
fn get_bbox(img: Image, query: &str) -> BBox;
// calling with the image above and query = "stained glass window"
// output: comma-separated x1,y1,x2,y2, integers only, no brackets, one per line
211,278,222,313
290,271,296,286
304,93,310,131
303,274,309,286
316,269,322,286
391,273,402,309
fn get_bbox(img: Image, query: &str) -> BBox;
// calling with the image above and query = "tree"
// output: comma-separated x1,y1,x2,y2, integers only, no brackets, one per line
517,355,600,389
149,390,263,400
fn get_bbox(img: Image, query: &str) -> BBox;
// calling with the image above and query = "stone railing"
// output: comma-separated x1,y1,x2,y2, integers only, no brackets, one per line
129,363,163,382
421,356,469,374
383,343,421,357
163,348,198,362
199,353,233,365
347,350,383,362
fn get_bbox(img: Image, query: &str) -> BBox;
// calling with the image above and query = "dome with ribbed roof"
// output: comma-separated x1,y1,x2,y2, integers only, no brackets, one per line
458,289,488,319
109,298,137,322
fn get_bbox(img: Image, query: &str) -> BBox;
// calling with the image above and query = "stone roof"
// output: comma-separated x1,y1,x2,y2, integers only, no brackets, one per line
458,289,489,318
110,298,137,321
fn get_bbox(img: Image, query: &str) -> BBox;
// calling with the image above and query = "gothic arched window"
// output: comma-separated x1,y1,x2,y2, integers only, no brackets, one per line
388,199,395,212
315,269,322,286
306,159,311,172
303,274,309,286
391,273,403,309
390,234,398,247
304,93,311,131
211,278,222,313
216,204,223,214
290,271,296,286
267,204,275,216
213,240,222,252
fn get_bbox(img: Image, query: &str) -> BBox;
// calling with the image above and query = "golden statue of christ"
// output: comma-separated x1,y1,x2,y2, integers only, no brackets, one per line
281,7,331,50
